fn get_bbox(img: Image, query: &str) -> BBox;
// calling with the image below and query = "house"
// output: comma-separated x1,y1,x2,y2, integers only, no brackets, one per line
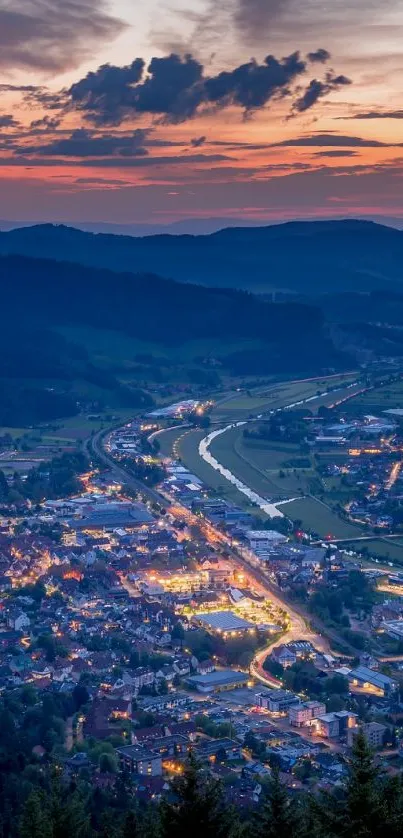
173,657,191,677
196,659,215,675
116,745,162,777
130,667,155,692
271,646,296,668
148,629,172,648
7,610,30,631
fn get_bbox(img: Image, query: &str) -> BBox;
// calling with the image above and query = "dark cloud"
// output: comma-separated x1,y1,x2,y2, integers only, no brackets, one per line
74,177,133,186
69,59,145,125
351,110,403,120
0,0,126,73
204,51,306,110
24,87,69,111
314,150,359,157
0,115,19,128
68,49,341,125
273,133,388,147
0,152,231,168
307,48,331,63
22,127,150,157
292,73,351,113
30,116,61,131
0,84,38,92
191,136,207,147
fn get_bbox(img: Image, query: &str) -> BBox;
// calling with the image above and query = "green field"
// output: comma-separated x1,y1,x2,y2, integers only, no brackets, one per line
281,497,363,539
345,538,403,565
342,377,403,415
209,427,308,498
155,427,188,458
212,373,358,422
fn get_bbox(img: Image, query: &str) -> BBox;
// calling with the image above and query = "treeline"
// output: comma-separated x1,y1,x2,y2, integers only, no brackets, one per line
10,733,403,838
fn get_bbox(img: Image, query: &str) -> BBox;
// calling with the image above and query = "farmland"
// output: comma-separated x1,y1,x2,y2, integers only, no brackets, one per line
211,372,359,422
342,376,403,416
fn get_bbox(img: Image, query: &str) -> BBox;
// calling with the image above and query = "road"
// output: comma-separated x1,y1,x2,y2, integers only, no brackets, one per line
86,428,167,507
85,424,337,690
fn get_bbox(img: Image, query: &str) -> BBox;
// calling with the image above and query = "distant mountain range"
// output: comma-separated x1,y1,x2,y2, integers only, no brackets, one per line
0,219,402,294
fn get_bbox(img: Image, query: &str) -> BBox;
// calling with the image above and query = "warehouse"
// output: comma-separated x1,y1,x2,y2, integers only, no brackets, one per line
186,669,249,693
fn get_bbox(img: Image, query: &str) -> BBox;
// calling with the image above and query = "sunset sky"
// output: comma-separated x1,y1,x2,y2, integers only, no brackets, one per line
1,0,403,228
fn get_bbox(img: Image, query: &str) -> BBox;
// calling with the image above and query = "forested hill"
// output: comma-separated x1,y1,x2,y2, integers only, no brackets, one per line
0,253,348,425
0,219,402,294
1,252,326,353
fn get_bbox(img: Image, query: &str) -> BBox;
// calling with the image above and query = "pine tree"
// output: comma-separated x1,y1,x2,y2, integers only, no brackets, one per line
121,810,140,838
20,790,52,838
160,755,235,838
344,731,385,838
254,765,297,838
52,790,90,838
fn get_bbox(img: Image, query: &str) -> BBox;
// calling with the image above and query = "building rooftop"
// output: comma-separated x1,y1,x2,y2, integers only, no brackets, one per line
116,745,159,762
187,669,248,688
195,611,254,632
349,666,396,688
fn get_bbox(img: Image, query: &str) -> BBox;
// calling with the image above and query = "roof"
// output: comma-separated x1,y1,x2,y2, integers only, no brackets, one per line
116,745,161,762
246,530,287,541
69,502,153,529
349,666,396,688
187,669,248,688
195,611,254,631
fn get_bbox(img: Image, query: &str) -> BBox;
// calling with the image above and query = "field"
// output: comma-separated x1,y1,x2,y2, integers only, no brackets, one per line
156,427,188,458
0,408,137,468
345,538,403,566
209,427,309,498
281,497,364,539
342,377,403,415
59,326,273,391
212,372,359,422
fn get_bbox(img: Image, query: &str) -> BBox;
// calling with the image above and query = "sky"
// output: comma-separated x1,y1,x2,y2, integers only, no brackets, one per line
0,0,402,229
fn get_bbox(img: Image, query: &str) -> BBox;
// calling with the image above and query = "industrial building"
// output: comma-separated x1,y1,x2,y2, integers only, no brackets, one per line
186,669,249,693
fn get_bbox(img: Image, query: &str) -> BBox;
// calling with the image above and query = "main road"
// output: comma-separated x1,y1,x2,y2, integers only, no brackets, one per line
85,424,338,689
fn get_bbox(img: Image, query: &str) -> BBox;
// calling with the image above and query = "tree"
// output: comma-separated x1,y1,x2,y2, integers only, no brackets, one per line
171,622,185,648
51,789,90,838
99,752,117,773
121,811,140,838
20,791,52,838
255,765,297,838
160,755,235,838
343,731,385,838
72,684,89,711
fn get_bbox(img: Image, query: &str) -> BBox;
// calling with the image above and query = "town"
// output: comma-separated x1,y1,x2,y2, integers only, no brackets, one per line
1,397,403,819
